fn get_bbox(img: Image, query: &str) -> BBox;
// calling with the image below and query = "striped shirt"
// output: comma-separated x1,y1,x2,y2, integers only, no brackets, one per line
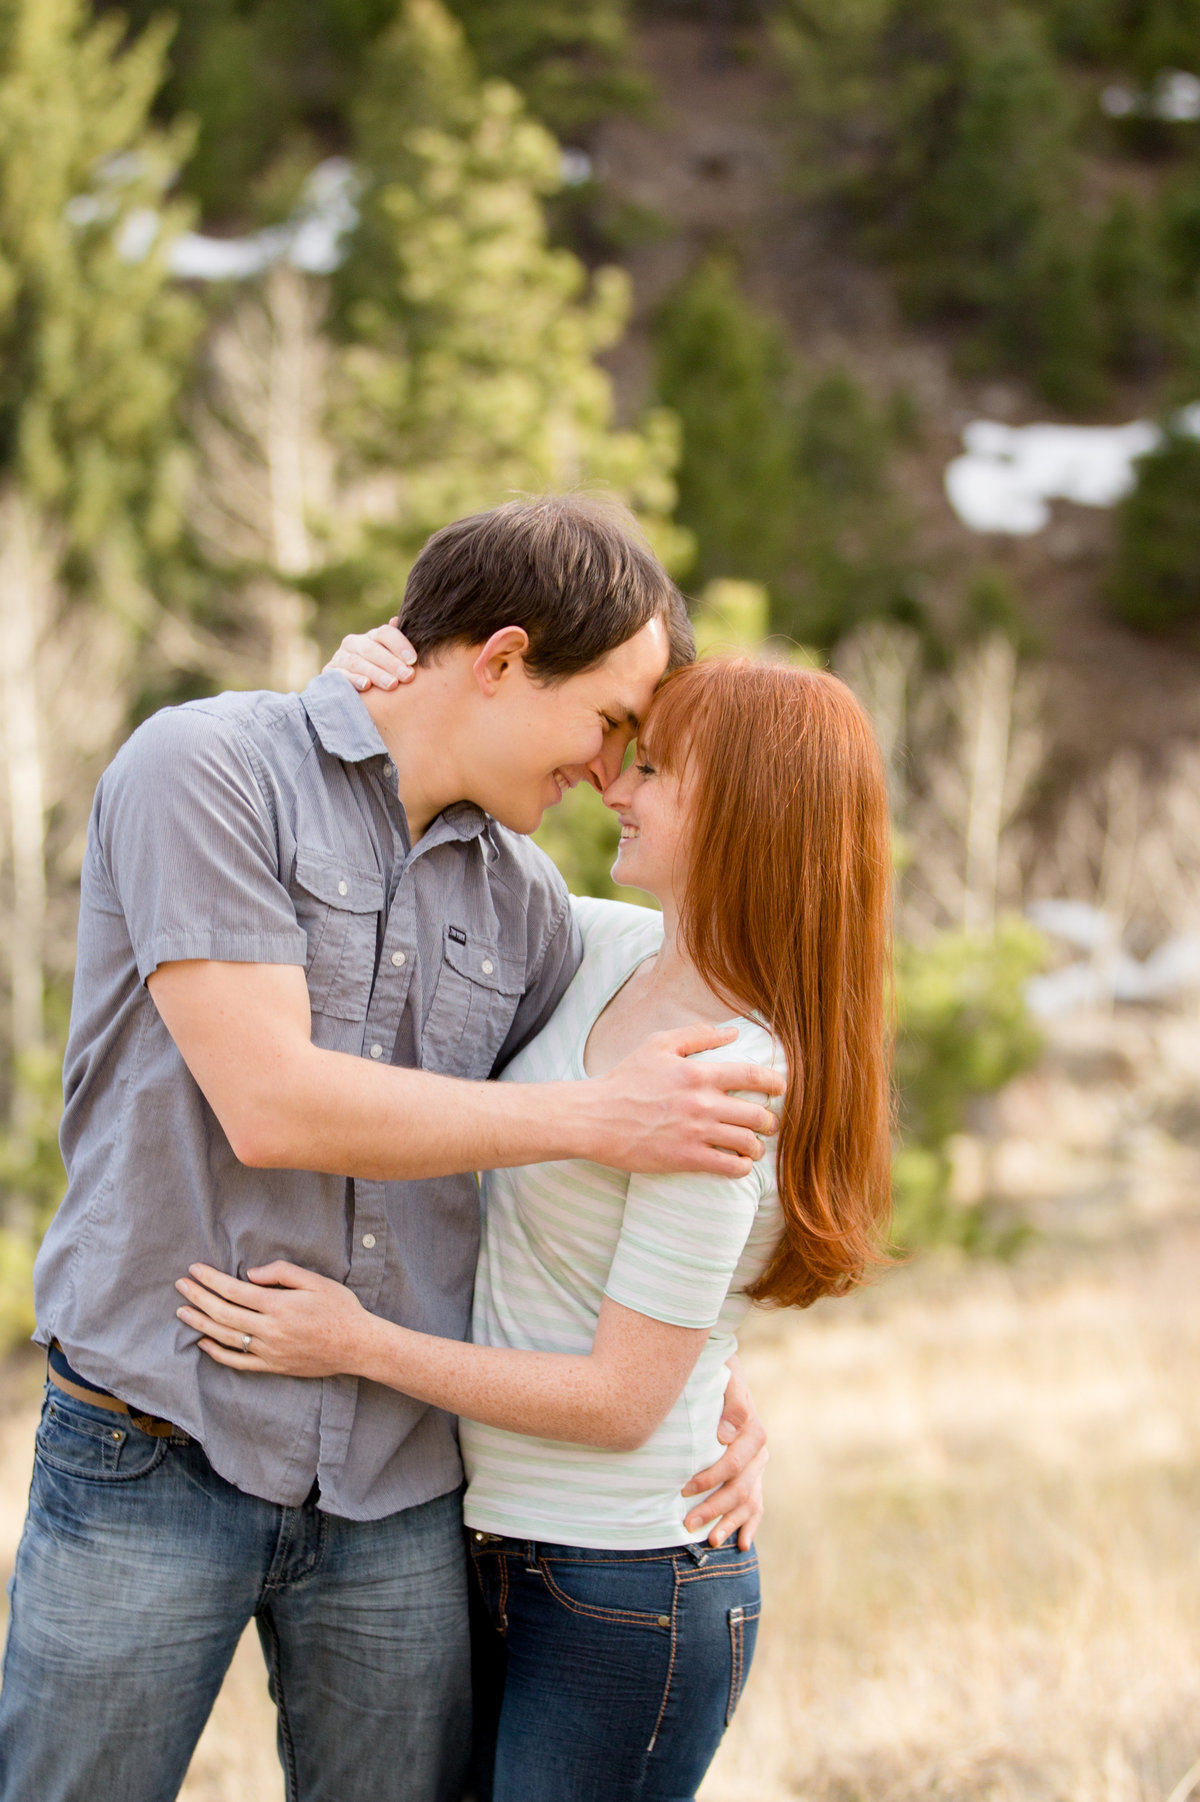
461,896,785,1549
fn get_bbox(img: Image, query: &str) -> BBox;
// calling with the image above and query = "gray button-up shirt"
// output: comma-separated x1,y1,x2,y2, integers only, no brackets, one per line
34,673,582,1519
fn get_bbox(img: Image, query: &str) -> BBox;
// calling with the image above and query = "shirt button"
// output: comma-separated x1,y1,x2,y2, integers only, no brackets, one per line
391,951,406,967
369,1044,384,1059
337,879,348,897
361,1233,376,1249
481,959,494,975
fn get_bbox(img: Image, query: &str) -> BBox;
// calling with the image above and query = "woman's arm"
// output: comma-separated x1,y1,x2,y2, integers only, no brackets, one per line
176,1261,706,1453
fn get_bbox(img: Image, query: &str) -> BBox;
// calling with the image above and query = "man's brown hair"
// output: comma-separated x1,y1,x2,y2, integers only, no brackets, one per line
399,495,694,679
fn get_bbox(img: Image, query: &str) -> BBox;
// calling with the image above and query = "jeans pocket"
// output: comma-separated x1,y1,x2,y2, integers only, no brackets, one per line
35,1396,171,1484
725,1600,761,1725
537,1554,674,1628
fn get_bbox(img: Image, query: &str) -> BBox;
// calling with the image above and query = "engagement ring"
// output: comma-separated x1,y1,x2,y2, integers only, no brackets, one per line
240,1333,252,1353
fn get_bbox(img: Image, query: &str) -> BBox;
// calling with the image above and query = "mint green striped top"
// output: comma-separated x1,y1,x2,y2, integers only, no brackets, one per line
460,895,785,1549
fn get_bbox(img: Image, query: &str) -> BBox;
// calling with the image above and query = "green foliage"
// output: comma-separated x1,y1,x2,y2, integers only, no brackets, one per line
1037,0,1200,83
101,0,638,221
0,1047,65,1353
789,368,919,643
0,0,199,559
315,0,685,630
776,0,1184,405
652,256,917,645
892,918,1045,1250
651,258,796,594
1090,192,1173,381
441,0,645,138
1107,422,1200,631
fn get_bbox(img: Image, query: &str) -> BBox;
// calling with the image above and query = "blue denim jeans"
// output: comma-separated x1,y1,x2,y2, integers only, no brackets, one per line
0,1386,472,1802
467,1532,761,1802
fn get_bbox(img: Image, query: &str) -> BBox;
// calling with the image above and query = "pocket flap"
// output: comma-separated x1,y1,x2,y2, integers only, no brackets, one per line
293,850,385,914
442,931,522,994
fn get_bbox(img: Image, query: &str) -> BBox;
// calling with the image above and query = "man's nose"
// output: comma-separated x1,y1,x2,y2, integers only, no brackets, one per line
587,742,628,795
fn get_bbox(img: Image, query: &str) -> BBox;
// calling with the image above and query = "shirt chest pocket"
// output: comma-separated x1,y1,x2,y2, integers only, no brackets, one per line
290,851,385,1022
422,931,523,1080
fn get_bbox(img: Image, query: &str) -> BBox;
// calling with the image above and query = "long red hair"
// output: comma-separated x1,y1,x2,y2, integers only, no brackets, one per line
644,658,894,1307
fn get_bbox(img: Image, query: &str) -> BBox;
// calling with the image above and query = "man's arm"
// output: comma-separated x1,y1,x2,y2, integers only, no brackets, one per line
147,959,783,1179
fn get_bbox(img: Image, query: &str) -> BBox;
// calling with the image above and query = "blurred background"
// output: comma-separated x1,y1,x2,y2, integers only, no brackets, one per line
2,0,1200,1795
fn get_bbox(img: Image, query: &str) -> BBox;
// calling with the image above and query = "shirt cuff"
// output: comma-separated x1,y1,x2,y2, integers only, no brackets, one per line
137,929,308,984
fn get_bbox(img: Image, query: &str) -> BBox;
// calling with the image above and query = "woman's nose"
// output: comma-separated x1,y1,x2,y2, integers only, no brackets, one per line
602,765,633,810
588,742,629,796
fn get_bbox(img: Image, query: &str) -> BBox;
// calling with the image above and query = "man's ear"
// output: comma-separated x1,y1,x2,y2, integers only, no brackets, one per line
472,626,530,697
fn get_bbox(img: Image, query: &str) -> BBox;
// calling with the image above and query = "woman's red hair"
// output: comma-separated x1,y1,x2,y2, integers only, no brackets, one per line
645,658,894,1308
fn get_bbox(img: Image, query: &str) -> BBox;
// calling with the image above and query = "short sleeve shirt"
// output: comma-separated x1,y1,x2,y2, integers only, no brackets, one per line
461,896,785,1548
34,673,582,1520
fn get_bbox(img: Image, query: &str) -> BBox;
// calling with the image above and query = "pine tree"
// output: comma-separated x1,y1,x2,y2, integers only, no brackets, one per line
313,0,685,630
0,0,198,1200
652,257,796,596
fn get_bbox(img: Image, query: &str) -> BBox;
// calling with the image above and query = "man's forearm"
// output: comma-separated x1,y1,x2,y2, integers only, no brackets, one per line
239,1042,602,1178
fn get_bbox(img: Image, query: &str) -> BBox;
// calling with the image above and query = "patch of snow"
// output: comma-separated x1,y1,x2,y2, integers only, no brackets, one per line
1154,69,1200,121
560,148,593,187
1100,68,1200,121
115,208,159,264
1101,83,1137,118
167,158,360,283
1024,899,1200,1017
945,414,1200,535
1027,899,1115,954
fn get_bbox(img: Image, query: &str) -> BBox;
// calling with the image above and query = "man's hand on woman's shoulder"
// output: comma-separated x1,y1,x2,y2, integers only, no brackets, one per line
585,1023,783,1179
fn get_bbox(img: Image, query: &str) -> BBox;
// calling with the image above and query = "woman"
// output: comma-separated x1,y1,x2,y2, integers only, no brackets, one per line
176,655,893,1801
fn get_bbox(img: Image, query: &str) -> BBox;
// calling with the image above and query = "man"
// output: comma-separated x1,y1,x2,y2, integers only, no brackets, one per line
0,497,779,1802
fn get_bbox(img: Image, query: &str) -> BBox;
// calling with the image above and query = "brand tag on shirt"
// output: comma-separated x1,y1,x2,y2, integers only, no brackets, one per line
447,925,467,944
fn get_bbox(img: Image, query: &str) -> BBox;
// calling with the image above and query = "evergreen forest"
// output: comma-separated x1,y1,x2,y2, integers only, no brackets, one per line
3,0,1200,1340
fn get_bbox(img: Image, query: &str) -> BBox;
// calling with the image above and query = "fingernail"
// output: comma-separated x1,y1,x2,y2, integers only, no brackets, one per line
355,677,368,691
175,1307,186,1319
383,676,397,688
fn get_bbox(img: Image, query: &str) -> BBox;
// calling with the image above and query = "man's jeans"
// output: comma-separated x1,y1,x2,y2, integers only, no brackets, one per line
467,1533,761,1801
0,1386,471,1802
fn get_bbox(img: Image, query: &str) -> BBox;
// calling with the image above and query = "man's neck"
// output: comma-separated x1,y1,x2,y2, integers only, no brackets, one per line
359,676,470,841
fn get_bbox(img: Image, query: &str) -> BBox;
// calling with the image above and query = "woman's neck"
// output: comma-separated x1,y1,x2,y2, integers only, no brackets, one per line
639,903,732,1024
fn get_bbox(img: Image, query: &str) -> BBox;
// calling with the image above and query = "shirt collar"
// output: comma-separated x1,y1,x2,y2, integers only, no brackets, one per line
300,671,392,764
301,672,489,845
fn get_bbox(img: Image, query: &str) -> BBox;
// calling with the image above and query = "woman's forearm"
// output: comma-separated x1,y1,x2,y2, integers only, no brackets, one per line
353,1314,644,1451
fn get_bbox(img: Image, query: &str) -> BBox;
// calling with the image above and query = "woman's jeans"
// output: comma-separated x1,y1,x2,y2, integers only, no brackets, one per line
0,1385,472,1802
467,1531,761,1802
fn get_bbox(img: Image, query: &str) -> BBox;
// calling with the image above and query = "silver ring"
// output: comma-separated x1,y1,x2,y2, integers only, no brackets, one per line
240,1333,252,1353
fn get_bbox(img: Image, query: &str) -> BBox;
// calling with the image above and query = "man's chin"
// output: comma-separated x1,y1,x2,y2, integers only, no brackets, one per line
488,799,550,836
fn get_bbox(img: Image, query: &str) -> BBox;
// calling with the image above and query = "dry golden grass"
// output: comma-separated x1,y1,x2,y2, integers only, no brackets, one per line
3,1220,1199,1801
703,1224,1200,1802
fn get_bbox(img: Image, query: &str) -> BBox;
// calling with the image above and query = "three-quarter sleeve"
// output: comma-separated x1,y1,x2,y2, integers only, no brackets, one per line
94,704,307,982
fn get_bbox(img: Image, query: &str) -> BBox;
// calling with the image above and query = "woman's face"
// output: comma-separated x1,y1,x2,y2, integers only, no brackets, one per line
601,732,692,906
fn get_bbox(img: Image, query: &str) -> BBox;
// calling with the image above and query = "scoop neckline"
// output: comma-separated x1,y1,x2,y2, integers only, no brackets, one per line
573,919,760,1082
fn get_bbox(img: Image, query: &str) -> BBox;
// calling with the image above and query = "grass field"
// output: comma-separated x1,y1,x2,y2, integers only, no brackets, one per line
3,1219,1199,1801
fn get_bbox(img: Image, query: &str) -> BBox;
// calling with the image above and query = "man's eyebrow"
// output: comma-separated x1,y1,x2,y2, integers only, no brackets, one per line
604,699,640,729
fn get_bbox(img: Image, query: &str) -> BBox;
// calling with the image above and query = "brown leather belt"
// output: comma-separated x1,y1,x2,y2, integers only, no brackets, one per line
47,1346,183,1439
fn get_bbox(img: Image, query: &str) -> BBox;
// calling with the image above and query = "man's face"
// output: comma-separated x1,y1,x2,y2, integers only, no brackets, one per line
468,618,671,835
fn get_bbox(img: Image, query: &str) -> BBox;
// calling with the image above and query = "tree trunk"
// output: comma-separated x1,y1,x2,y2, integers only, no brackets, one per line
0,489,49,1071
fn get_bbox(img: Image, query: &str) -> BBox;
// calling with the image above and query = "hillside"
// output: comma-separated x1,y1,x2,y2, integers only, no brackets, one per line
598,15,1200,778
